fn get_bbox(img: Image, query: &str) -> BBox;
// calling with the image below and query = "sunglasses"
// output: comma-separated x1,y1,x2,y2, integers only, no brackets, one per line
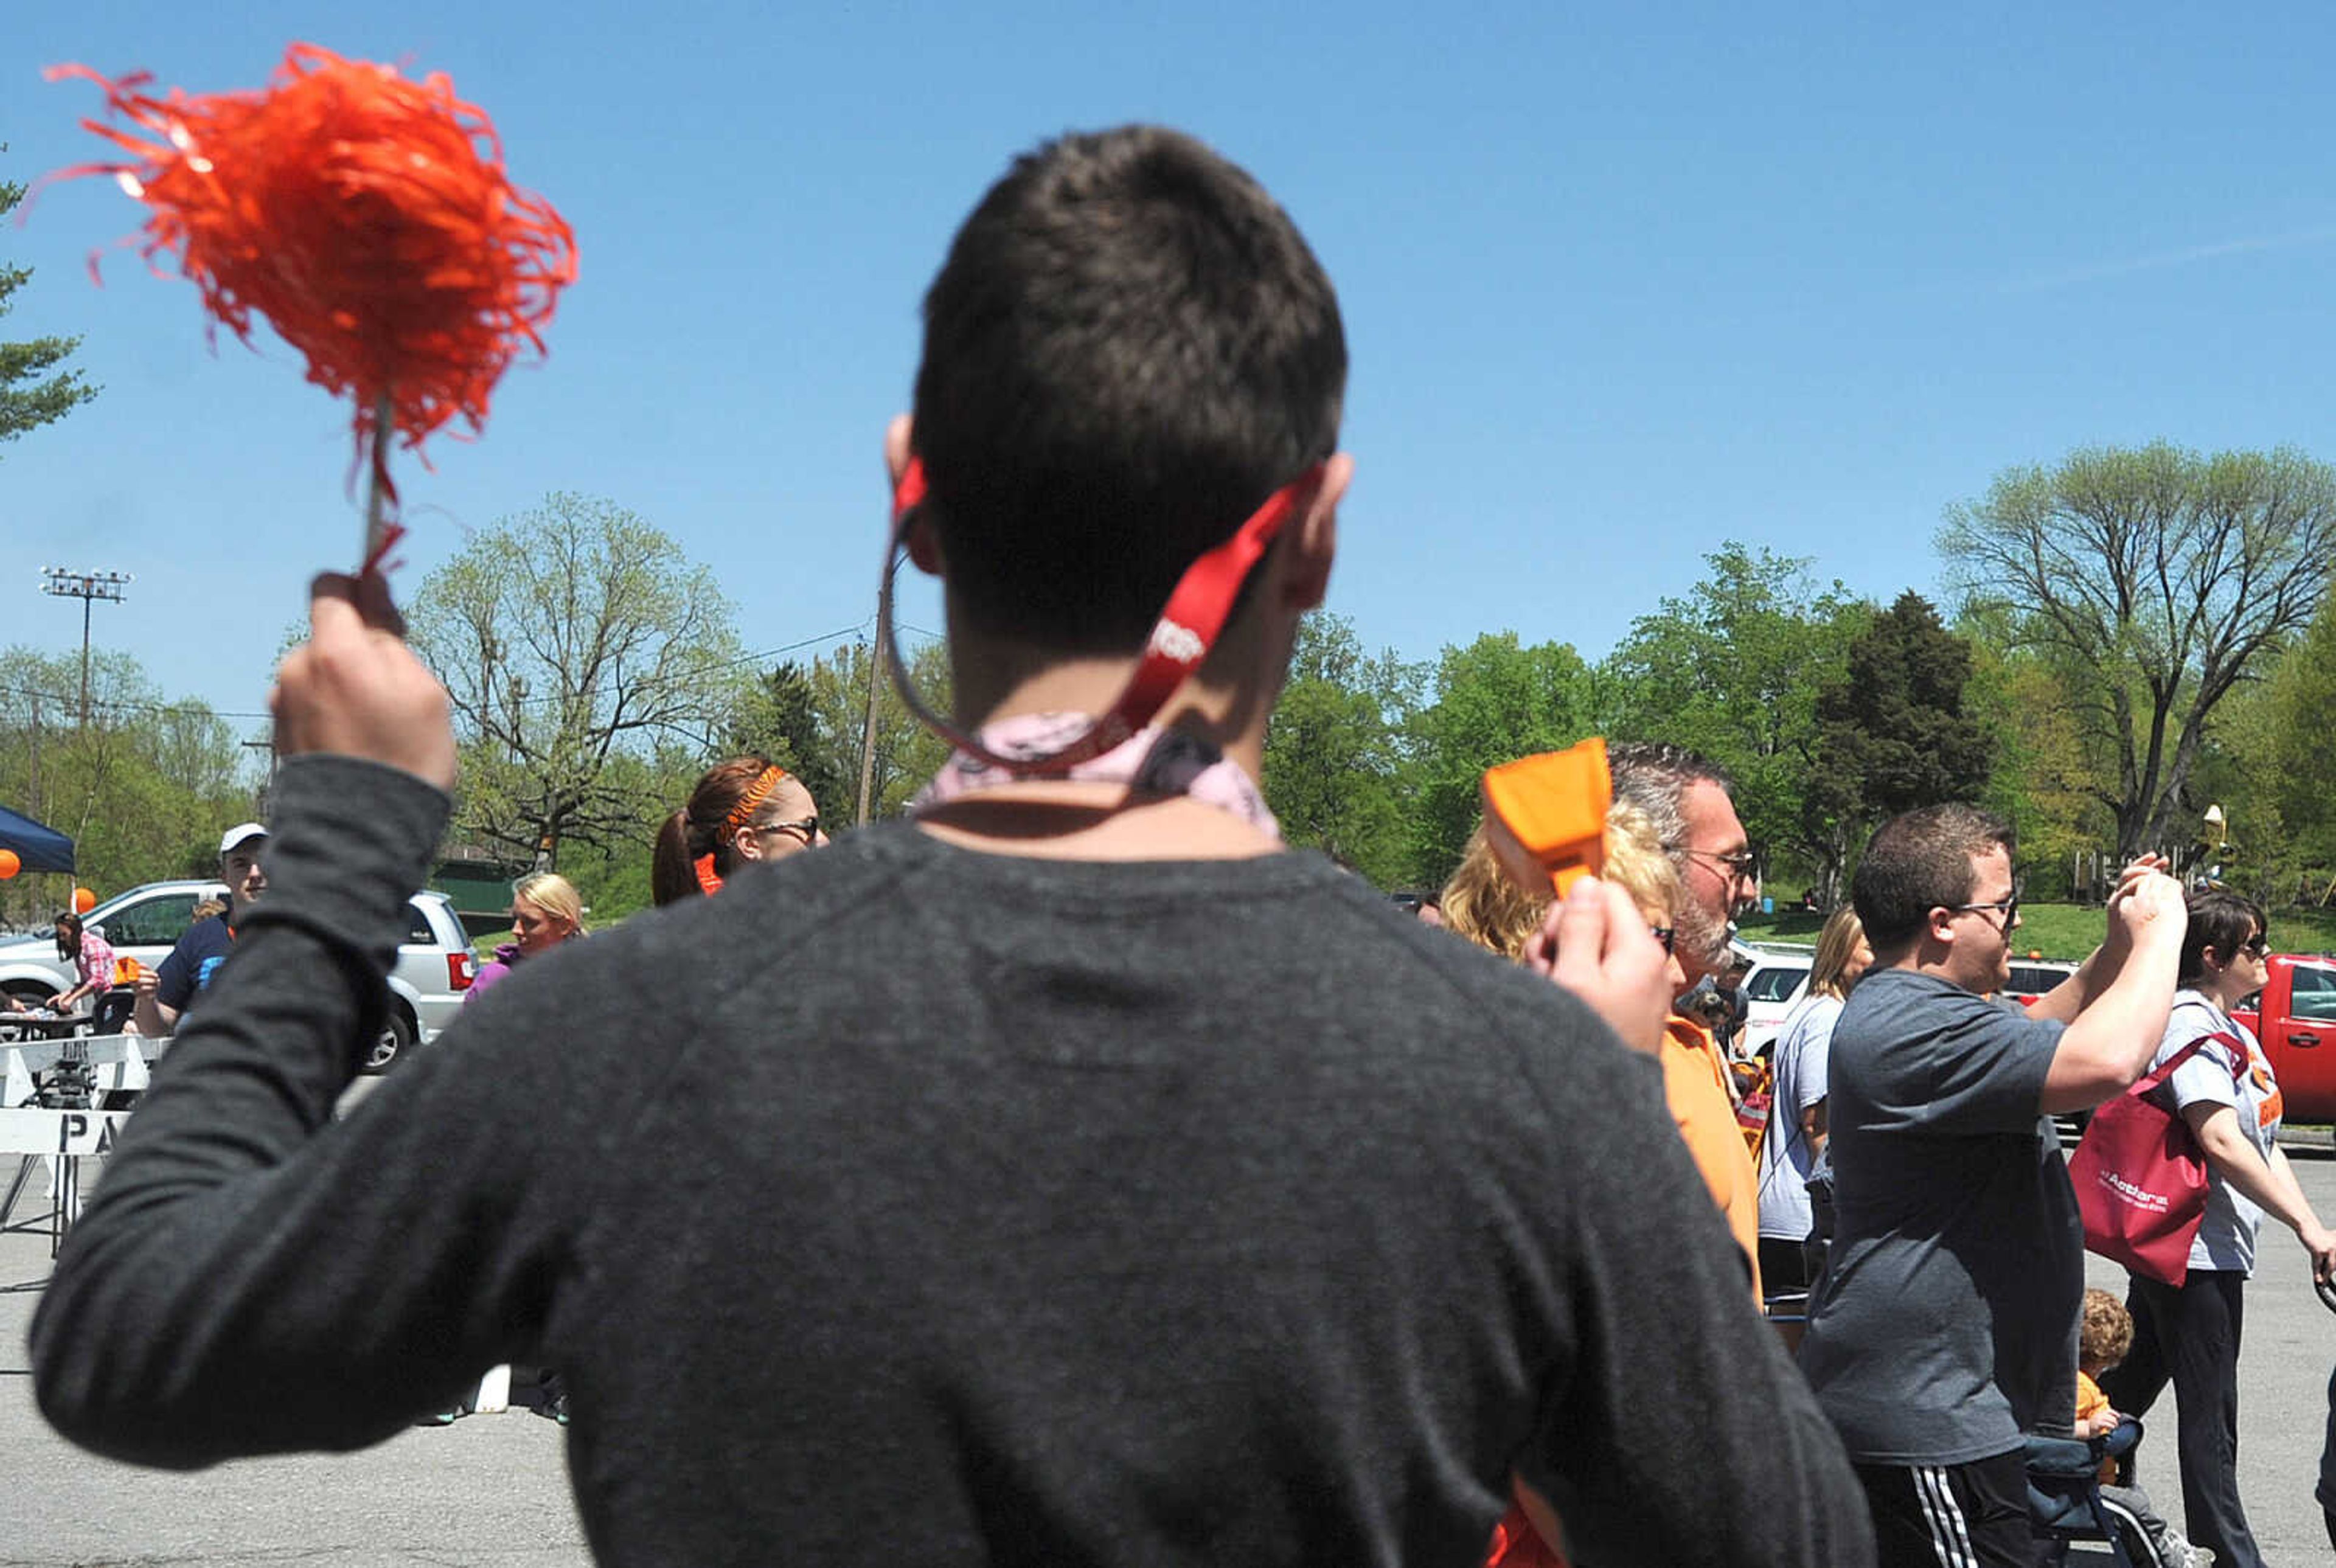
1677,846,1758,881
1947,895,2020,933
756,816,820,845
2240,934,2270,959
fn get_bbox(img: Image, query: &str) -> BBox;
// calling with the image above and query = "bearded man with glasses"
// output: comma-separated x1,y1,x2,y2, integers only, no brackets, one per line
1798,803,2191,1568
1609,742,1761,990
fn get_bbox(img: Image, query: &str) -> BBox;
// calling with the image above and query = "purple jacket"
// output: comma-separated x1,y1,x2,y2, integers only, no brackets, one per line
464,942,524,1002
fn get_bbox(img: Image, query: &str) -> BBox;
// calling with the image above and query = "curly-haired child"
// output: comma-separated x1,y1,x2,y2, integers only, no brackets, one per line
2081,1287,2213,1567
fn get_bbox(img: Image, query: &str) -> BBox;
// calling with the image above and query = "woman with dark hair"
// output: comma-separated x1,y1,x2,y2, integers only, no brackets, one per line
2099,887,2336,1568
9,912,117,1017
650,758,827,906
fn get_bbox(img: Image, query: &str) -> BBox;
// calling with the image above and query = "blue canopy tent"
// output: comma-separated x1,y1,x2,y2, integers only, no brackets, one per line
0,806,75,873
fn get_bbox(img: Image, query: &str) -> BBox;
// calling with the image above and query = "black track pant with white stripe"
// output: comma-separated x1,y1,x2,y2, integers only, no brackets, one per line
1853,1452,2041,1568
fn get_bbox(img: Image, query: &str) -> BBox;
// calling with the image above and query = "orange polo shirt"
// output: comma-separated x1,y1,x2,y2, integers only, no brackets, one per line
1658,1013,1764,1304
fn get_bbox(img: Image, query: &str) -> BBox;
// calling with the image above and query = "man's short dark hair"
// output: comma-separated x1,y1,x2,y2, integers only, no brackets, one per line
2180,887,2267,985
912,125,1347,653
1607,741,1735,859
1851,804,2016,952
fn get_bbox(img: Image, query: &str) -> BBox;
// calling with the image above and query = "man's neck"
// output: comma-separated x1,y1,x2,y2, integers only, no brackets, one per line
914,789,1280,861
1883,949,1986,993
920,642,1276,860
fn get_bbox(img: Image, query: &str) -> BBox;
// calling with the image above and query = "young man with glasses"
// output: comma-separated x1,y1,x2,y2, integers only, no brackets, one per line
30,128,1869,1567
1799,803,2191,1568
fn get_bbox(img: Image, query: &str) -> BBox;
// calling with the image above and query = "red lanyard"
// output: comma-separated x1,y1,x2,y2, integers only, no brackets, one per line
881,457,1319,774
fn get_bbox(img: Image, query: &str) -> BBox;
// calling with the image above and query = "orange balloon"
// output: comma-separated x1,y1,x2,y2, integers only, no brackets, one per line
0,850,20,879
74,886,97,915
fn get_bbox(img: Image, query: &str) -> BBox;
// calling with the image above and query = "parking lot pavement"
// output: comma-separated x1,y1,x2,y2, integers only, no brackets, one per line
2084,1140,2336,1561
0,1160,591,1568
3,1142,2332,1563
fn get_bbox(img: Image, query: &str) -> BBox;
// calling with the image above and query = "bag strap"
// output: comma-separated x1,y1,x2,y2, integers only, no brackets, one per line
2130,1036,2212,1100
2193,1030,2250,1084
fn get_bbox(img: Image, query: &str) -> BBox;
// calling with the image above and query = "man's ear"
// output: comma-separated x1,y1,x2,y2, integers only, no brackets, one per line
1281,452,1352,611
885,413,945,577
1928,907,1958,949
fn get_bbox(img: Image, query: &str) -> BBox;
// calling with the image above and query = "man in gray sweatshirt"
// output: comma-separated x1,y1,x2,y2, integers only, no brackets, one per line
33,125,1869,1568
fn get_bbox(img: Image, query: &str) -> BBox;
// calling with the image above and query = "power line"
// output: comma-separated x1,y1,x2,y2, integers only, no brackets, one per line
0,619,888,724
465,620,877,710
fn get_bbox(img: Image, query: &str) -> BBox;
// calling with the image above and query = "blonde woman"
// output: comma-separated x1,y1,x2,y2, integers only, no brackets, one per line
1439,827,1552,961
1458,802,1759,1568
1442,803,1756,1283
447,869,588,1426
1754,906,1871,1294
467,872,586,1003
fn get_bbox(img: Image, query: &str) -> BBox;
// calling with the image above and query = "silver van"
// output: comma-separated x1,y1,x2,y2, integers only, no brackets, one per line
0,878,477,1071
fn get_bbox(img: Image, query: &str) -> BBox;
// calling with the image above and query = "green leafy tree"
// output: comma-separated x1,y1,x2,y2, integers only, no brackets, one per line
2196,589,2336,903
1,156,100,453
0,647,255,921
1941,442,2336,859
1600,543,1868,891
1406,631,1599,887
1261,613,1424,884
800,638,955,823
727,659,853,821
1961,636,2112,903
1803,592,1990,906
407,494,746,869
2257,591,2336,878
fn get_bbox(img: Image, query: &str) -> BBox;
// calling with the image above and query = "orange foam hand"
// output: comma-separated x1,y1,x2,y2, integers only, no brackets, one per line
1481,738,1612,895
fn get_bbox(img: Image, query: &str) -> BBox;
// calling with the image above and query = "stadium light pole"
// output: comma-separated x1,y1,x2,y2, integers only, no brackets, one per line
40,566,134,727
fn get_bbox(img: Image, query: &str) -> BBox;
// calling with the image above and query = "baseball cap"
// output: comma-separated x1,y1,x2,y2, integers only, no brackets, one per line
219,822,269,857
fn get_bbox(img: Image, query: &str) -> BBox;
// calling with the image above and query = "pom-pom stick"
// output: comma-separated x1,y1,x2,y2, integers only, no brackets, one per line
44,45,578,575
364,390,395,571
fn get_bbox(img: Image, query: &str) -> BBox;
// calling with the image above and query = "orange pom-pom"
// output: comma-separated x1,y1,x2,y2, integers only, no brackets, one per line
46,45,578,567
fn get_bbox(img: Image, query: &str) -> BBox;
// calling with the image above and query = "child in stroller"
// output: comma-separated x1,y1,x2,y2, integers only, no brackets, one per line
2070,1288,2211,1568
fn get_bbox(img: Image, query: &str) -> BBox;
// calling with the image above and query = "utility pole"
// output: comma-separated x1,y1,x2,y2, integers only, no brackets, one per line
856,611,886,827
26,694,41,822
40,566,133,727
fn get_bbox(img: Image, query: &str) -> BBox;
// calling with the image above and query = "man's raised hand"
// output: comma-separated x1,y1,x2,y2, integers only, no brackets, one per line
269,572,457,793
2106,859,2186,955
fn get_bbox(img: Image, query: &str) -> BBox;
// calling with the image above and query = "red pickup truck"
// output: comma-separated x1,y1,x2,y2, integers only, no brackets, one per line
2232,953,2336,1125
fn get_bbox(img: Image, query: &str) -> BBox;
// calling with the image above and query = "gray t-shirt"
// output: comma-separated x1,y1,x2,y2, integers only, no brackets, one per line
2154,992,2278,1275
1799,968,2079,1465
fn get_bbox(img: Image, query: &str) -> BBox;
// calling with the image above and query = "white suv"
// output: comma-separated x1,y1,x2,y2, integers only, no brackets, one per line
0,878,477,1072
1738,948,1815,1056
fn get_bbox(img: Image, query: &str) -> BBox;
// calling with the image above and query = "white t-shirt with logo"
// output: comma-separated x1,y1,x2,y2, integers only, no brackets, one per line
2153,991,2283,1275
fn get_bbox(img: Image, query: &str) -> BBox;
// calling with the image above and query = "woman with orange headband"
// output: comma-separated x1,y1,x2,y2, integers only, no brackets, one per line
651,757,828,906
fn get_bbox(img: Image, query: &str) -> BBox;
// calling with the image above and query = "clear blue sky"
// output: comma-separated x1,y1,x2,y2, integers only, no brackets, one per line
6,2,2334,739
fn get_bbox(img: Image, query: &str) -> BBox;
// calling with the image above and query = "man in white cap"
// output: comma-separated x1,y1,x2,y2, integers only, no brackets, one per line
131,822,267,1037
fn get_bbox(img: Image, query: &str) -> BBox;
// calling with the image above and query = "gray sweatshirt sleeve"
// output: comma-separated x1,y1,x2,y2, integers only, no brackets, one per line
29,755,572,1463
1495,1013,1875,1568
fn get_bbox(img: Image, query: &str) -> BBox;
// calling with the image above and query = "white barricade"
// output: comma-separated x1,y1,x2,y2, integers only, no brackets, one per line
0,1108,134,1157
2,1035,165,1110
0,1108,133,1248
